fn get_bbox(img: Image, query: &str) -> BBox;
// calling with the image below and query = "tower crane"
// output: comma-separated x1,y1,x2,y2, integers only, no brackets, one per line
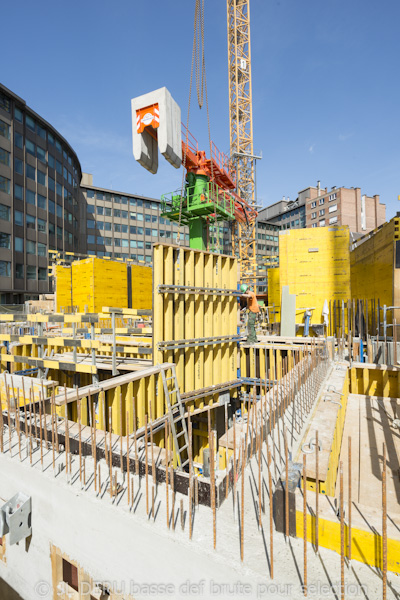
227,0,259,290
131,1,259,269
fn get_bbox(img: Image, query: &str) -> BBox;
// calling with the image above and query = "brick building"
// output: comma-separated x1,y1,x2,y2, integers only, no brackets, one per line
304,182,386,232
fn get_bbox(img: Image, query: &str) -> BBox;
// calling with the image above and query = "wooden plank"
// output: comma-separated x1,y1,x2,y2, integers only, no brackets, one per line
54,363,175,405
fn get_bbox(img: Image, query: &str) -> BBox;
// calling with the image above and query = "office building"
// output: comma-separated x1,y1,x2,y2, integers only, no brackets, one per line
0,84,83,304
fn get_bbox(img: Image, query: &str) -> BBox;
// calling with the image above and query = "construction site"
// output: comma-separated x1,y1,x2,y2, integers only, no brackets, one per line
0,2,400,600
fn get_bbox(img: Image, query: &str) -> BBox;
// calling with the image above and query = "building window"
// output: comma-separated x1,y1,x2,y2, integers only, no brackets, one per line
26,115,35,131
114,238,121,247
48,200,55,214
26,190,36,205
26,215,36,229
311,212,316,219
37,125,46,140
26,240,36,254
0,119,10,139
0,261,11,277
16,264,24,279
15,210,24,226
27,266,36,280
15,107,23,122
38,171,46,186
319,209,325,216
48,176,55,191
57,205,62,218
14,236,23,252
319,219,325,227
329,204,337,213
96,191,104,200
15,132,23,149
312,223,317,228
55,140,62,153
38,267,47,280
38,218,46,232
56,160,62,175
310,201,316,208
37,146,46,163
318,198,324,205
87,235,95,244
26,140,36,156
0,204,10,221
0,232,11,249
329,193,337,201
15,158,23,174
0,176,10,195
104,222,112,231
38,194,46,210
0,148,11,167
105,207,112,217
56,182,62,197
48,222,55,235
0,92,11,112
26,165,35,181
38,243,46,256
48,154,55,169
329,216,338,224
87,220,95,229
96,206,103,215
48,132,54,145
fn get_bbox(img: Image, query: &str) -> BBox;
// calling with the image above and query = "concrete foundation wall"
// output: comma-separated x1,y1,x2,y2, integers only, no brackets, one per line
0,455,255,600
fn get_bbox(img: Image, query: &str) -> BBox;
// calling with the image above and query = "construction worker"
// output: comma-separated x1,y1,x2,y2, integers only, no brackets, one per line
240,283,260,344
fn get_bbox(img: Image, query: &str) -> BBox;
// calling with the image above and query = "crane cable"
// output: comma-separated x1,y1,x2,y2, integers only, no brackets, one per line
177,0,215,249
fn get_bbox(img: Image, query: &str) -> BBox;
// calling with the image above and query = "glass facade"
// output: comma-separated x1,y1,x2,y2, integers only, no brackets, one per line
0,83,83,304
255,220,280,294
81,186,190,265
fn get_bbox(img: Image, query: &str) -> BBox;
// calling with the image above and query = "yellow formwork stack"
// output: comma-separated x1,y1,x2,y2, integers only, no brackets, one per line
55,265,72,312
131,264,152,309
71,258,128,313
270,227,351,329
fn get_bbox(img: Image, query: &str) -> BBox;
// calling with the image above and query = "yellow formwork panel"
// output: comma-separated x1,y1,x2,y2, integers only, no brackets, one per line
350,218,396,307
55,265,72,312
131,264,152,309
303,371,349,497
272,227,351,329
153,244,238,393
349,365,400,398
295,510,400,573
70,257,128,312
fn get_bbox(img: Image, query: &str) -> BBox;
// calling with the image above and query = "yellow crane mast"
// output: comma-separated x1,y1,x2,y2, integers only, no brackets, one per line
227,0,258,289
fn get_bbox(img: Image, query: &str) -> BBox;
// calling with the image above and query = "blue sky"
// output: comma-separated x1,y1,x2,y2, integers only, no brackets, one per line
2,0,400,218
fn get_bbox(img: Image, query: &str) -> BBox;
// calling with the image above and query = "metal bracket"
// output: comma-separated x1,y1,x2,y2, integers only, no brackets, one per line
0,492,32,545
